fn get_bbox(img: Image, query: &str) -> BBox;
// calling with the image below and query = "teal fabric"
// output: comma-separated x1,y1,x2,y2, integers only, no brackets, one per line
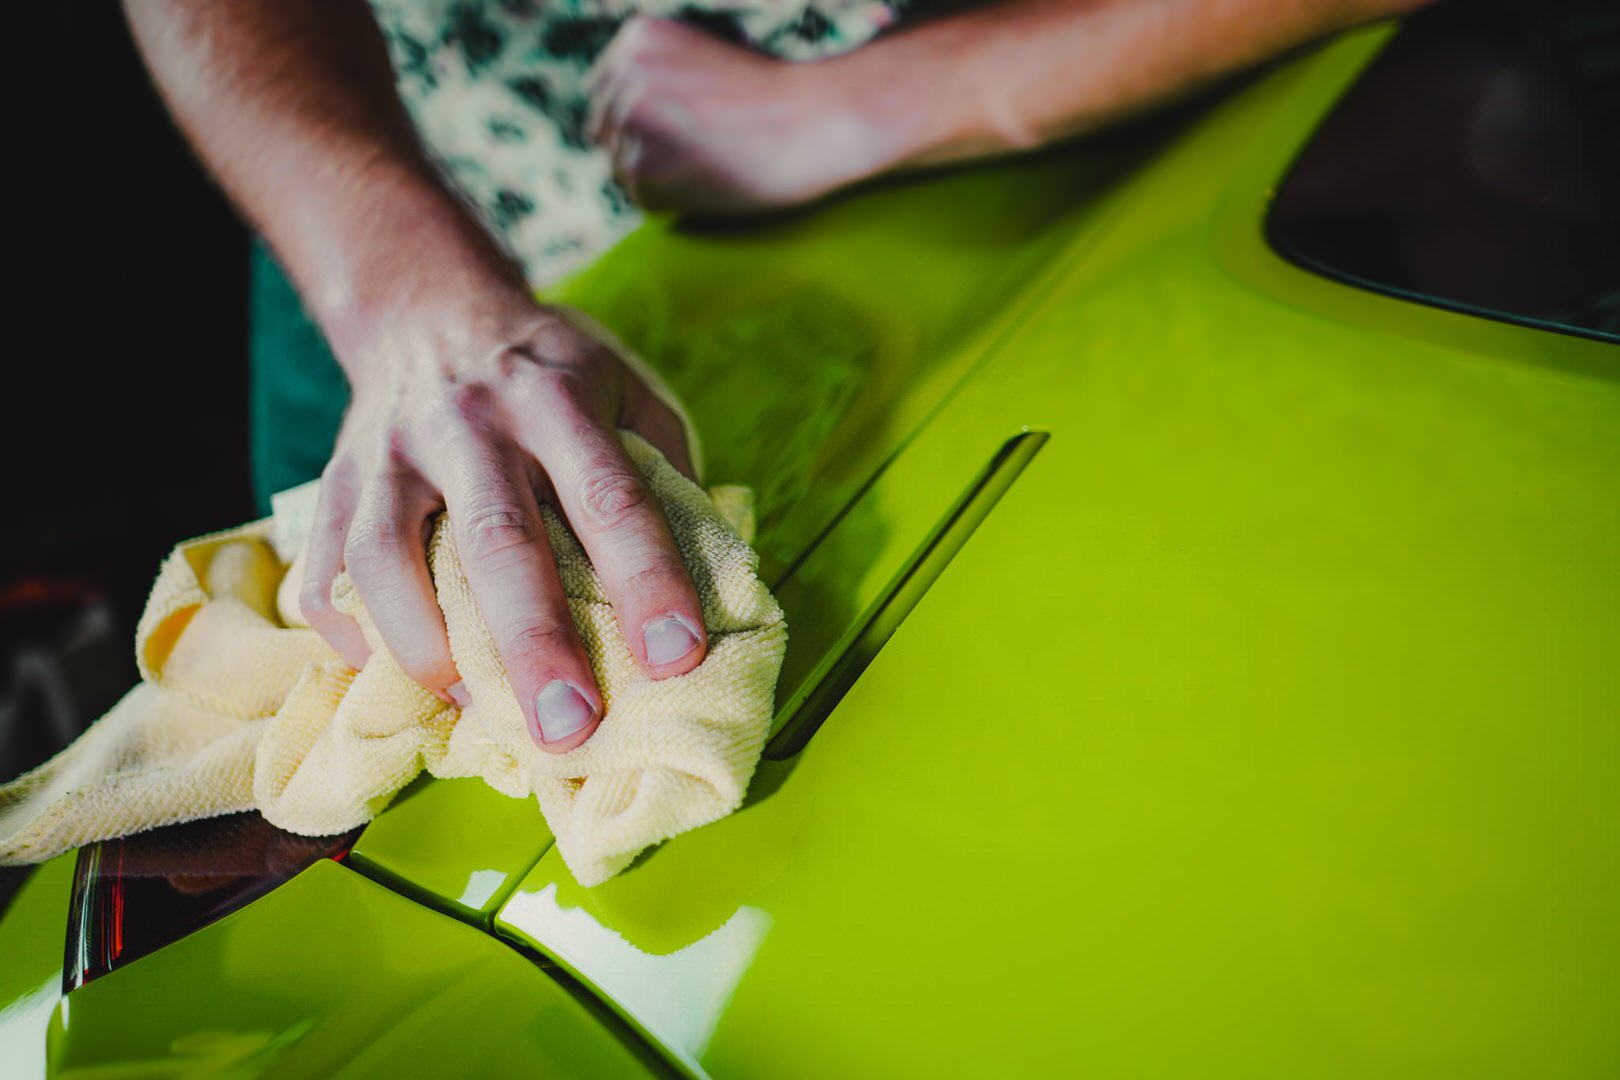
249,243,350,515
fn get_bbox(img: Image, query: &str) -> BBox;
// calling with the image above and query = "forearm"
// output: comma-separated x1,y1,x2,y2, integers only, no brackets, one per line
122,0,530,372
835,0,1426,170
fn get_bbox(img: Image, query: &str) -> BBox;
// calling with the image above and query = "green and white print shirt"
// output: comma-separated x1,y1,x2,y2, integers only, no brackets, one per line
369,0,910,284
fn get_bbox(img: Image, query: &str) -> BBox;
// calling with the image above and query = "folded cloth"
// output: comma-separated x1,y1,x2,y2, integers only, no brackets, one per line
0,433,787,886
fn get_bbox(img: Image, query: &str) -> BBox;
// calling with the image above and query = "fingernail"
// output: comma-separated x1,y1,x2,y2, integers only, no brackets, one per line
446,681,472,708
643,614,701,666
535,680,596,743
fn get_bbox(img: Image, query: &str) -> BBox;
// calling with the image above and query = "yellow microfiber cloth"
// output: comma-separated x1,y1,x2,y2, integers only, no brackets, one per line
0,433,787,887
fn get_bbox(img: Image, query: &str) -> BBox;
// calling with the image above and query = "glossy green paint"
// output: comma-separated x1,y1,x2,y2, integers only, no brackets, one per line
46,859,651,1077
496,23,1620,1079
544,101,1175,745
544,87,1164,591
349,775,551,926
0,857,75,1078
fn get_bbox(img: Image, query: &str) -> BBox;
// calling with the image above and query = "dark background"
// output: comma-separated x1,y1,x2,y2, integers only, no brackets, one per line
3,3,253,910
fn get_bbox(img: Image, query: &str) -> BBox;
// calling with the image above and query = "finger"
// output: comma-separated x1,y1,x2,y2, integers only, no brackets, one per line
585,64,629,147
299,460,372,669
436,433,603,753
520,387,708,680
586,14,656,93
621,378,697,480
611,129,644,205
585,16,652,138
546,304,697,479
343,466,463,702
602,69,651,159
583,17,634,99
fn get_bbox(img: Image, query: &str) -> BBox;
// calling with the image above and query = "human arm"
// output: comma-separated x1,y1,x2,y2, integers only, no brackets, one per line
588,0,1432,212
123,0,709,750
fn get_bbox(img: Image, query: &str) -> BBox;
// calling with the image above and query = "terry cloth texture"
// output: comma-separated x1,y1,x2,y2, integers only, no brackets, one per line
0,434,786,887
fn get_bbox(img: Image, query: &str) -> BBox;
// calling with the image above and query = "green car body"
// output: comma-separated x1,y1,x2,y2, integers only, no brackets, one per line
4,22,1618,1077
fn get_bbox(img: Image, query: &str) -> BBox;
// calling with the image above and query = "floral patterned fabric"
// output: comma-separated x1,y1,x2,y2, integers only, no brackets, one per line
370,0,909,284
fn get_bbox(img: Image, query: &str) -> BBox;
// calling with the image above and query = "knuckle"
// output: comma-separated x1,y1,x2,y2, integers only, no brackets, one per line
505,621,577,665
526,378,612,438
614,561,697,619
414,400,468,451
450,383,495,424
491,341,545,381
622,563,682,601
577,463,649,530
344,519,410,572
531,361,597,407
358,429,417,478
528,365,576,402
384,430,414,469
461,502,539,562
298,579,334,619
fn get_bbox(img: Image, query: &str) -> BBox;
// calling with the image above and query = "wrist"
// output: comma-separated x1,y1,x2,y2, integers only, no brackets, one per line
820,30,1039,175
278,160,536,379
814,50,933,179
334,280,554,394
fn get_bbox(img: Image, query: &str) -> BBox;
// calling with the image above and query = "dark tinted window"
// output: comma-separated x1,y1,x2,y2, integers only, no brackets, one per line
1268,0,1620,343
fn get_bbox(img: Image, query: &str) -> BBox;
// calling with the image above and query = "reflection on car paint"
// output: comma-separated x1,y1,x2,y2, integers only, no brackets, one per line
64,813,358,992
501,881,772,1073
0,979,56,1077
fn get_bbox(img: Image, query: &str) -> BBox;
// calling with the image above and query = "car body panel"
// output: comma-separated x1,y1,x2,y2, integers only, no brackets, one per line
348,776,551,927
494,22,1620,1078
45,860,653,1077
0,856,74,1079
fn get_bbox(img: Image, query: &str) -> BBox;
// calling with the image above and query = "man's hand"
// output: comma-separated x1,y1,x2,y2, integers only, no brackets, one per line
301,293,706,752
586,17,888,214
587,0,1433,215
124,0,709,752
